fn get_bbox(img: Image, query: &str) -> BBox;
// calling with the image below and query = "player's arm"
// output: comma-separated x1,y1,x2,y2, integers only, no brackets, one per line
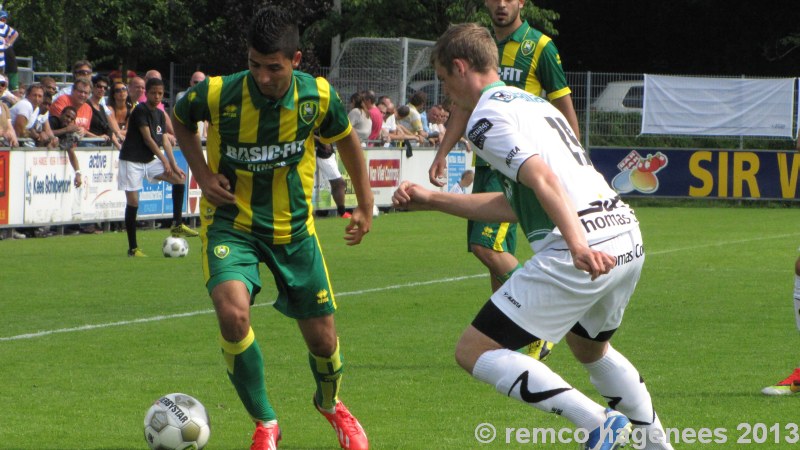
172,111,235,206
161,129,185,180
333,129,374,245
393,180,517,223
428,106,468,186
516,156,614,280
550,95,581,141
138,123,172,178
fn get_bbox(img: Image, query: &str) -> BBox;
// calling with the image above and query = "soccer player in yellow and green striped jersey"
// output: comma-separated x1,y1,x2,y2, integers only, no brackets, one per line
172,6,373,450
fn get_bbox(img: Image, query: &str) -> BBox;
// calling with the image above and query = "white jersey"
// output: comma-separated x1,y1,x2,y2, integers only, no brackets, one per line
466,84,637,252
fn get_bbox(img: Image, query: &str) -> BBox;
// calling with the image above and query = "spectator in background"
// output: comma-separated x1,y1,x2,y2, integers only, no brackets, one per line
347,91,371,144
125,76,145,110
50,78,94,135
363,90,382,146
39,76,58,99
175,71,208,139
0,73,18,107
425,104,445,146
54,60,93,101
398,90,427,142
107,81,130,137
107,68,137,85
0,10,18,90
391,105,421,157
376,95,395,145
448,169,474,194
0,94,18,146
87,75,123,148
10,83,57,148
175,71,206,103
29,93,57,147
48,107,82,194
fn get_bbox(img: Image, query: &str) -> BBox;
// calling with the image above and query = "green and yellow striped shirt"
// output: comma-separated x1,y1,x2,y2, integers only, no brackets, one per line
476,21,572,167
173,70,351,244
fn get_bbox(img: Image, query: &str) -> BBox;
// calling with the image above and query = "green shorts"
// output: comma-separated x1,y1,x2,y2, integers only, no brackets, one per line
202,228,336,319
467,166,517,254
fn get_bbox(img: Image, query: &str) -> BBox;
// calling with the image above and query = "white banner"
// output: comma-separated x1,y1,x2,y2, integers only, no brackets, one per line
642,75,795,137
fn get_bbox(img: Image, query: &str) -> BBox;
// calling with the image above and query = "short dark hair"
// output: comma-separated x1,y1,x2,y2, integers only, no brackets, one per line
361,90,376,105
145,77,164,92
247,6,299,58
72,60,93,73
92,74,110,87
25,83,44,97
409,90,427,108
396,105,410,118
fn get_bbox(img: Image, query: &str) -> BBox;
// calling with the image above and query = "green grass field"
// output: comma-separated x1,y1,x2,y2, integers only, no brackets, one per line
2,206,799,449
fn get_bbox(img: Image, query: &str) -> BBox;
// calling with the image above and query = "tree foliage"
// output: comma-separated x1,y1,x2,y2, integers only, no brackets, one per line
4,0,561,74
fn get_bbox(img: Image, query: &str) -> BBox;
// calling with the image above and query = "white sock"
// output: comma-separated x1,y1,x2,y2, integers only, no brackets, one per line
583,345,673,450
472,349,606,430
793,275,800,332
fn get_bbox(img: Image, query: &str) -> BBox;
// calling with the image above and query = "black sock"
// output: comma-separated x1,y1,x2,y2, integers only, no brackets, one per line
337,204,346,216
172,184,185,226
125,205,138,250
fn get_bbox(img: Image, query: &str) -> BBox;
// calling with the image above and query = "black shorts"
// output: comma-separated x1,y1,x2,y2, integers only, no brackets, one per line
471,300,617,347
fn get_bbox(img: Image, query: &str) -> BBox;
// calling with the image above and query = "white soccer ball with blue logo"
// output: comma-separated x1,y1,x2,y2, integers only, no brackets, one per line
144,393,210,450
162,236,189,258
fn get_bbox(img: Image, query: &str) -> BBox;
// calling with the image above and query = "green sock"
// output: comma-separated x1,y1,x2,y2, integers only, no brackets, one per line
220,328,276,421
496,263,523,284
309,338,343,411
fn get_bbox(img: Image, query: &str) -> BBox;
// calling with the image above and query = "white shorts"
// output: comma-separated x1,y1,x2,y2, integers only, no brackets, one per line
317,155,342,181
490,227,645,343
118,159,165,191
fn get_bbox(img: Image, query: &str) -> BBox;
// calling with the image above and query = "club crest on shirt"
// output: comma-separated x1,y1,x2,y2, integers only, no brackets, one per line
299,101,319,125
521,40,535,56
214,245,230,259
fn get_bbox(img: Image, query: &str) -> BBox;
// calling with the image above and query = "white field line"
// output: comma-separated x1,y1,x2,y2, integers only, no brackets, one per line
4,233,798,342
0,274,487,342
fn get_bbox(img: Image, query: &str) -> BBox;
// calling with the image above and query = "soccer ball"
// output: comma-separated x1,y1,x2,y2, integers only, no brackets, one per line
163,236,189,257
144,393,210,450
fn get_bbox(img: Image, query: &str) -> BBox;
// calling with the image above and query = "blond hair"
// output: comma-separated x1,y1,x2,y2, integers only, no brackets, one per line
430,23,498,75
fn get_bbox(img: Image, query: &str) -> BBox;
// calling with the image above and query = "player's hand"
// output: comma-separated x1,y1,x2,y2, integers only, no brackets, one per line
200,173,236,206
160,157,173,178
428,154,447,187
344,204,372,246
571,245,616,280
166,133,177,147
172,164,186,181
392,181,431,210
74,173,82,188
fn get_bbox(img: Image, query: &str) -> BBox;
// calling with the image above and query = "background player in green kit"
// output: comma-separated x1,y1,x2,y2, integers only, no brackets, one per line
429,0,580,360
172,6,373,450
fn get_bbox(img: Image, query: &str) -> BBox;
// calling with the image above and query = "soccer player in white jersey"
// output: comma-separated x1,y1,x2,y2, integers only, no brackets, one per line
761,252,800,395
393,23,673,450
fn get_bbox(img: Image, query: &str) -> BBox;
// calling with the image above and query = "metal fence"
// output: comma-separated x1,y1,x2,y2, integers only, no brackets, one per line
165,62,798,152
